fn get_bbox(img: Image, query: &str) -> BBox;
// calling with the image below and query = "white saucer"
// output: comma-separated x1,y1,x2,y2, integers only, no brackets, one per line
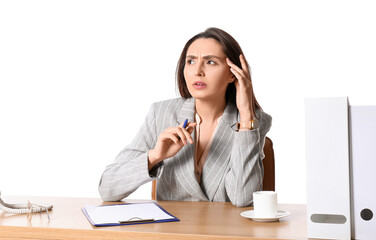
240,210,291,222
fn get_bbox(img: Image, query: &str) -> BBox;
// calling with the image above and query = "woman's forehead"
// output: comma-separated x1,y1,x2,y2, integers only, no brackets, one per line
186,38,226,57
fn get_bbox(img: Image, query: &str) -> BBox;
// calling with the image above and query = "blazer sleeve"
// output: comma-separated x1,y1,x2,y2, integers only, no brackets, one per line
98,103,163,201
224,112,272,207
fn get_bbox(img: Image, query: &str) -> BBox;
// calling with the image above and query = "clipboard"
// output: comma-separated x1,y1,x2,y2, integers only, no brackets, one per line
81,202,179,227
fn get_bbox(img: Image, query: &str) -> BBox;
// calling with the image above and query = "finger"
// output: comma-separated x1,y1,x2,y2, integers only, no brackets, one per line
234,78,240,89
226,58,247,79
160,132,180,145
175,127,188,145
239,54,250,78
182,125,196,144
230,68,248,87
186,122,197,130
169,133,184,147
180,122,196,132
185,123,197,144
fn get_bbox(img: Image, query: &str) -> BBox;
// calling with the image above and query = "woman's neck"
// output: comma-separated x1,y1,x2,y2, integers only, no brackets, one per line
195,98,226,123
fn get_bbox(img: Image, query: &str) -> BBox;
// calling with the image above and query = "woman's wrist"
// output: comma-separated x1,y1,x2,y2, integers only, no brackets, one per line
238,113,256,131
237,120,254,131
239,111,253,122
148,149,161,171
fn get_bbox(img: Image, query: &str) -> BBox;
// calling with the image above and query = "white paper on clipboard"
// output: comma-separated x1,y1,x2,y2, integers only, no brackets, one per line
84,202,175,225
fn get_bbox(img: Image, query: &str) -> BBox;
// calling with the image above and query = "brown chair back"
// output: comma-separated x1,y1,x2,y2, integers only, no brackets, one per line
152,136,275,200
262,137,275,191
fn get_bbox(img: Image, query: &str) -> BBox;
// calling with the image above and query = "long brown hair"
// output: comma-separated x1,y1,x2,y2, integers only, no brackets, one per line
176,27,261,117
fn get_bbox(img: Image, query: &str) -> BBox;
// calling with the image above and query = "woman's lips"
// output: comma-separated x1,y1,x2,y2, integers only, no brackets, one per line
193,81,207,89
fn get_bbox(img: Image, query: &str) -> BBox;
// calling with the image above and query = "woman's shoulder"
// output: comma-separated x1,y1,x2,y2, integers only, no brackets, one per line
256,108,272,134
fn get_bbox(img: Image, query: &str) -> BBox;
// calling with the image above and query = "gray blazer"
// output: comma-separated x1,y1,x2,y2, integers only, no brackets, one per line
99,98,272,207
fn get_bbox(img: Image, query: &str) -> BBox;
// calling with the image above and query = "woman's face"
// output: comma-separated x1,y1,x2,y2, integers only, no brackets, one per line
184,38,234,101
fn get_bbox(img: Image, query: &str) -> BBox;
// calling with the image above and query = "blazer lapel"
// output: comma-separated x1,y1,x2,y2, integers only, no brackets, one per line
177,97,195,124
201,101,239,201
175,98,209,201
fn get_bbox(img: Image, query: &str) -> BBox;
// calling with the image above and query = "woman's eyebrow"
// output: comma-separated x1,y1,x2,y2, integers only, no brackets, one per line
186,55,222,60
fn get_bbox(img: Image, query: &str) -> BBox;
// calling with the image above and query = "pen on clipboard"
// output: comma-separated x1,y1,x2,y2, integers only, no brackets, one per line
119,217,155,224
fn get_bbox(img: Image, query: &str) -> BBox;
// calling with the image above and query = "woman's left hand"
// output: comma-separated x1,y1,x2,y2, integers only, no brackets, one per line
226,54,254,122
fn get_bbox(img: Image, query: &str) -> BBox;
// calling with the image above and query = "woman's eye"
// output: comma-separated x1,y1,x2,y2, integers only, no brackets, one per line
207,60,216,65
187,59,194,64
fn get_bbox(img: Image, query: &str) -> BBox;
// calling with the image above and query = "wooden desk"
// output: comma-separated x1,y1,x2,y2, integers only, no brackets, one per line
0,196,307,240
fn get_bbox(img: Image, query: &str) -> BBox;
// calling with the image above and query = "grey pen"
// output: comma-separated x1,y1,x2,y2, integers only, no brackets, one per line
119,217,155,224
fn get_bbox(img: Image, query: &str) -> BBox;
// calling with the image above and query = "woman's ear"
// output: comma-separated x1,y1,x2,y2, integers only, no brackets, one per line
229,74,236,83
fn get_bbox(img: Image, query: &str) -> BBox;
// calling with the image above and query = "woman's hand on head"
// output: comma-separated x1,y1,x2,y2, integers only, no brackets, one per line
148,121,196,170
226,54,255,122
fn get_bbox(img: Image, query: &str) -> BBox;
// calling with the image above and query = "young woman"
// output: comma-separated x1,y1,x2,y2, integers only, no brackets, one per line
98,27,272,207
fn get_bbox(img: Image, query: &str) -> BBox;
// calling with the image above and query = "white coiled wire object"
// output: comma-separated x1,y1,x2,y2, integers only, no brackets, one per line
0,191,53,220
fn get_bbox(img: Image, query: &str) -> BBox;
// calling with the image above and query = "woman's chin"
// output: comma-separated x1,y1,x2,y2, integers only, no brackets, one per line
189,93,224,102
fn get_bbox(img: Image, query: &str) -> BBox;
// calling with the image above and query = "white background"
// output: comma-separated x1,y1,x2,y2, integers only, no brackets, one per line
1,0,376,204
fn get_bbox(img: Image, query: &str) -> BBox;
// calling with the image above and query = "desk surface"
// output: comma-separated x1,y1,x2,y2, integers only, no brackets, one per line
0,196,307,240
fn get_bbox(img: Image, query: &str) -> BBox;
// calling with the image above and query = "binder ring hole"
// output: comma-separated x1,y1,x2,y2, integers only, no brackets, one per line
310,214,347,224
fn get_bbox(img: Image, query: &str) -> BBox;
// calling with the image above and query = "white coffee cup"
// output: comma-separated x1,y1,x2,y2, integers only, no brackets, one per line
253,191,277,218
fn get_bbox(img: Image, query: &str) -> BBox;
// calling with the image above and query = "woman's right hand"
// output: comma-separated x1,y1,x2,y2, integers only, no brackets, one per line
148,121,196,170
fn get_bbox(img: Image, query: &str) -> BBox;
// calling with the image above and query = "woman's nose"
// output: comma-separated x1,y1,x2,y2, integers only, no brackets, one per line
194,62,205,77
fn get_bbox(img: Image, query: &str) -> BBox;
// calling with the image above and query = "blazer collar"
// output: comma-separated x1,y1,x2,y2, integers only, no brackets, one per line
177,97,195,125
